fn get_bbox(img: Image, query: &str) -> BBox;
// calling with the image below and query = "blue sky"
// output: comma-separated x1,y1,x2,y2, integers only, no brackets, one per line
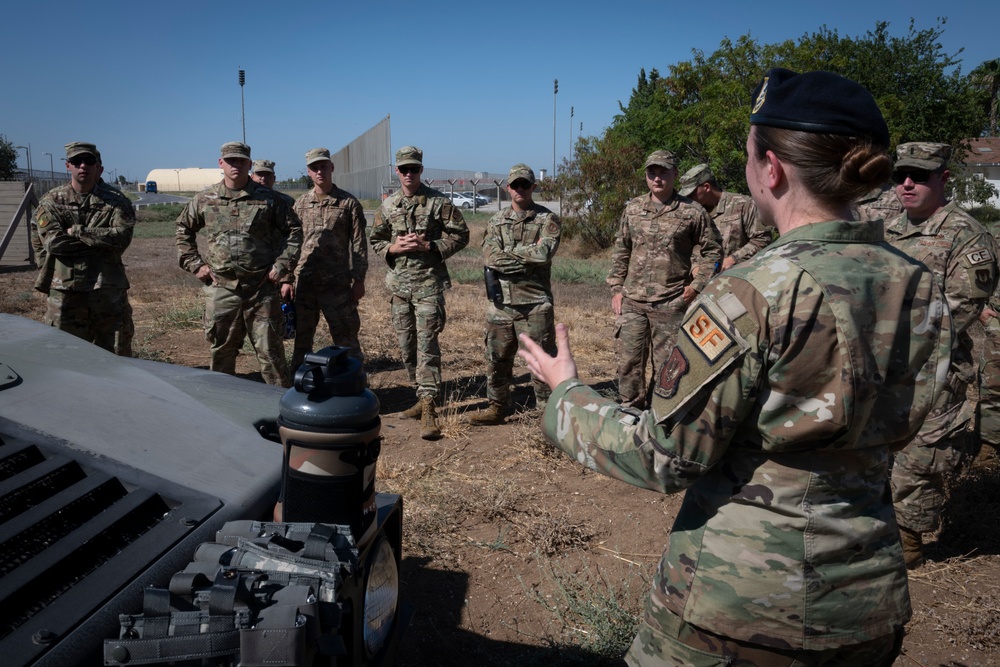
2,1,996,184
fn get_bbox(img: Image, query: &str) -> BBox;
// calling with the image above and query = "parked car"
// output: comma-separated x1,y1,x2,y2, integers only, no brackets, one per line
464,192,492,205
449,192,476,209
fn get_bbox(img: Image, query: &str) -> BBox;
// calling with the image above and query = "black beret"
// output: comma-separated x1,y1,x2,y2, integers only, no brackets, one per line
749,68,889,147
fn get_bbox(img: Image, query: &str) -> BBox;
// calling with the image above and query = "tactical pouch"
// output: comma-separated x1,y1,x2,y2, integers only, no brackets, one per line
104,522,359,666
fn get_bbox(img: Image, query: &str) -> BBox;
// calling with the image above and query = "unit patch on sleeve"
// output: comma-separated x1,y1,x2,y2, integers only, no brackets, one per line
654,347,689,399
682,305,734,363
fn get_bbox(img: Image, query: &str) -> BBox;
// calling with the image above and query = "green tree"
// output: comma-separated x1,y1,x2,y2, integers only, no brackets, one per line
971,58,1000,136
0,135,18,180
562,19,993,247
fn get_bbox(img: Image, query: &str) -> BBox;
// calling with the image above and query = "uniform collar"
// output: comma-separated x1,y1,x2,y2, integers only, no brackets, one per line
770,219,885,248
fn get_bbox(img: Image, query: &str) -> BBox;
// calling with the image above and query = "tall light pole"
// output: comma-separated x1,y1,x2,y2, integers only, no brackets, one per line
238,68,246,143
44,152,53,176
552,79,558,178
569,106,574,162
174,168,181,192
16,145,32,180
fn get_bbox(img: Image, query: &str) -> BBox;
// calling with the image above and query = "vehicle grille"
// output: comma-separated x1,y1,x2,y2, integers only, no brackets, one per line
0,430,219,665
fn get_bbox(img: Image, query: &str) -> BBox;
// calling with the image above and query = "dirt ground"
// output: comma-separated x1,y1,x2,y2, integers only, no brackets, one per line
3,233,1000,667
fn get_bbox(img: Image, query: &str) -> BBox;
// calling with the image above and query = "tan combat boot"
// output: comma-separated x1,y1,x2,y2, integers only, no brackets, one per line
899,527,925,570
420,398,441,440
468,402,507,426
400,400,423,419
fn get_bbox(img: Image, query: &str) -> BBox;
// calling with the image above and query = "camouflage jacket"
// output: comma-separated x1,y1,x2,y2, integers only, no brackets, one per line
885,200,997,383
606,192,721,302
708,190,771,263
853,184,902,222
482,203,561,306
369,184,470,298
34,179,135,292
543,220,952,650
292,185,368,287
175,180,303,289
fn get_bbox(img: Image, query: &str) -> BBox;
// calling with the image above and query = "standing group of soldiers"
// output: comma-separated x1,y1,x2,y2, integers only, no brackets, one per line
28,135,1000,564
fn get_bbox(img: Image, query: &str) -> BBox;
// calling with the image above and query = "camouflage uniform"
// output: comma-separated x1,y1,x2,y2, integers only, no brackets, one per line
481,197,561,408
292,182,368,371
886,202,996,534
980,276,1000,447
854,184,903,222
677,163,771,269
369,183,469,400
34,171,135,352
542,220,952,664
607,192,721,409
176,156,302,387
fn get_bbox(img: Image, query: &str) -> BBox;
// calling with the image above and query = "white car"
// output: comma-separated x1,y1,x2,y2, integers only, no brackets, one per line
449,192,476,209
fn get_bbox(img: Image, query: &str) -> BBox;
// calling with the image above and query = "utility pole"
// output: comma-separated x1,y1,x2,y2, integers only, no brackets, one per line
239,68,246,143
44,152,53,176
552,79,558,178
569,106,574,162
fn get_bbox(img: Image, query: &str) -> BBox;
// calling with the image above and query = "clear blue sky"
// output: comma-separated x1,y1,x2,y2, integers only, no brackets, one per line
2,1,996,184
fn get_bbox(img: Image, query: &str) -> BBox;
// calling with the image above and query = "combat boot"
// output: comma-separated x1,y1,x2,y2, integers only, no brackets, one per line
420,398,441,440
400,400,423,420
899,527,925,570
468,402,507,426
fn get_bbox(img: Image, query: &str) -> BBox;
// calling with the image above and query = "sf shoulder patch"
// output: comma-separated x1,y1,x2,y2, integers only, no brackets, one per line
650,295,753,424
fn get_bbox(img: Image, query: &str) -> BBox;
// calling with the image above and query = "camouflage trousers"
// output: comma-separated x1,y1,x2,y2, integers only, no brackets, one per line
116,297,134,357
45,287,127,353
891,376,975,534
979,315,1000,447
291,280,363,373
626,608,903,667
616,296,686,409
390,292,446,400
482,301,555,407
203,282,290,388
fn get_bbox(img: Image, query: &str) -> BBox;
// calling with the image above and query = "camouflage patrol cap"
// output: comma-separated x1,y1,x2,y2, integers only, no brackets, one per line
508,163,536,184
220,142,251,160
749,68,889,147
677,163,713,197
643,150,677,170
895,142,951,170
305,147,333,166
252,159,275,174
395,146,423,167
65,142,101,162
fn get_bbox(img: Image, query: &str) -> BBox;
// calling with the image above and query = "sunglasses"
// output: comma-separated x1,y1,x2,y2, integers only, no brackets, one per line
69,156,97,167
510,180,533,190
398,165,421,175
891,168,938,185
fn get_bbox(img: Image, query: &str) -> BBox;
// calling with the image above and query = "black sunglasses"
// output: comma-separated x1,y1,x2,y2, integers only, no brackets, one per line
398,165,421,175
891,168,938,185
510,180,533,190
69,155,97,167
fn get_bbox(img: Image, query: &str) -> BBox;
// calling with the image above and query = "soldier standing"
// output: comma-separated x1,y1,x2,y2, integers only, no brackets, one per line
251,159,297,209
854,182,903,222
607,150,722,410
176,142,302,387
468,164,560,426
33,142,134,352
290,148,368,371
885,142,998,568
676,162,771,274
369,146,470,439
518,68,952,667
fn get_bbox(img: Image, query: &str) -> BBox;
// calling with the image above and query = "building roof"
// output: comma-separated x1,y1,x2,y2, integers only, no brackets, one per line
963,138,1000,166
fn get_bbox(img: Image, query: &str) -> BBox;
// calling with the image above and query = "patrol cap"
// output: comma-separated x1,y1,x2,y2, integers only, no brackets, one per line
305,147,333,166
508,163,536,184
220,142,251,160
643,150,677,170
252,159,275,174
749,68,890,147
677,163,713,197
895,142,951,170
395,146,423,167
65,142,101,162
